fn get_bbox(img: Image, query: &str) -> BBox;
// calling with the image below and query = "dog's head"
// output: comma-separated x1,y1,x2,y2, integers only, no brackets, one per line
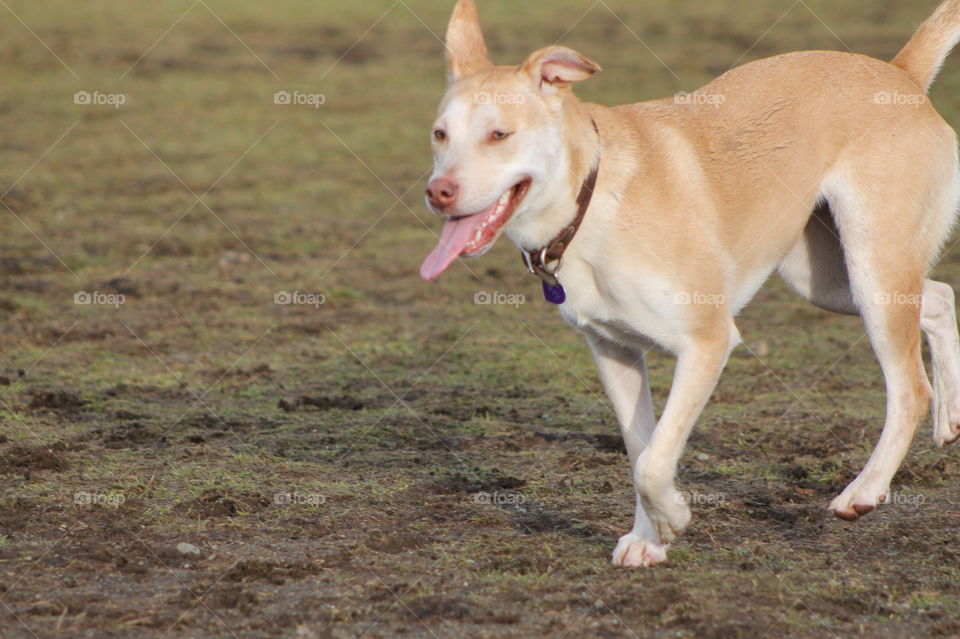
420,0,601,281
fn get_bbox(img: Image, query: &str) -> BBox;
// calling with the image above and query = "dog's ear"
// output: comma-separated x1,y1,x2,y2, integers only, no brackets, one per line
522,46,601,92
446,0,491,81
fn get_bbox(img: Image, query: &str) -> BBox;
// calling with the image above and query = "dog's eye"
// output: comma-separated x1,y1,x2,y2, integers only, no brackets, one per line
433,128,447,142
491,130,512,142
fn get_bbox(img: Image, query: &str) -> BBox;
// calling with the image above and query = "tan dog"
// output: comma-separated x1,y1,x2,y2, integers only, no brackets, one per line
421,0,960,567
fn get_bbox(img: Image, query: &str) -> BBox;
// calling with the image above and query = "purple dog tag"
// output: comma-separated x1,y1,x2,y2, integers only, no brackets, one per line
543,282,566,304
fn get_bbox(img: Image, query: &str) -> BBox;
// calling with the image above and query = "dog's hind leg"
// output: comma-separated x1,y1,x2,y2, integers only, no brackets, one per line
919,155,960,447
821,176,934,520
586,334,666,567
780,201,960,449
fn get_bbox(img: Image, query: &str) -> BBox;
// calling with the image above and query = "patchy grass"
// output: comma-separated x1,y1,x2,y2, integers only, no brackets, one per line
2,0,960,637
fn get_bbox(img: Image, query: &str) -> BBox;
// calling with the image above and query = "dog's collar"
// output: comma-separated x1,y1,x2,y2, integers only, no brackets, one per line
520,118,600,300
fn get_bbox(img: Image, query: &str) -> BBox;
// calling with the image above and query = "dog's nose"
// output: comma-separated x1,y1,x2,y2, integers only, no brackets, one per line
426,177,459,211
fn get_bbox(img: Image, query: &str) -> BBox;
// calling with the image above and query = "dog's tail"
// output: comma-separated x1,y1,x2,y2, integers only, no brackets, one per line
892,0,960,92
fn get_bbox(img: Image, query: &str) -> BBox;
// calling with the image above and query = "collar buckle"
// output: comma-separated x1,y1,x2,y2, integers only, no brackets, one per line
521,248,561,287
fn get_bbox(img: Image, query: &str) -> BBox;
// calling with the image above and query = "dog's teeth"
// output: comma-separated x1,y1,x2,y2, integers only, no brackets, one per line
465,186,517,252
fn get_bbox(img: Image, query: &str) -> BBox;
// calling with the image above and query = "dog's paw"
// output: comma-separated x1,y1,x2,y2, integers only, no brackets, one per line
930,386,960,447
641,489,691,543
611,533,668,567
829,482,888,521
933,409,960,447
934,422,960,447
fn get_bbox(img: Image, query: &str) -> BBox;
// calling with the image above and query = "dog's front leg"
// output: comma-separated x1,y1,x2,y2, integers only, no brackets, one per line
634,330,736,548
586,334,665,567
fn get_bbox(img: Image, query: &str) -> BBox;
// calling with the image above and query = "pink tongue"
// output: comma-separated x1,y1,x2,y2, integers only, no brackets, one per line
420,214,486,281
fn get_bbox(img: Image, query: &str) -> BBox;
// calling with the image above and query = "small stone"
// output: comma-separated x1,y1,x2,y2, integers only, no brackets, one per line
176,542,201,557
695,453,709,462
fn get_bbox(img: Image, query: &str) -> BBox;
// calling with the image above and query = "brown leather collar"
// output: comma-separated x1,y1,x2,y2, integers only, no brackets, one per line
520,119,600,287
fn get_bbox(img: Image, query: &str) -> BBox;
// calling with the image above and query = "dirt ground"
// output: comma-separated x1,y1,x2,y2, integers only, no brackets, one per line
2,1,960,637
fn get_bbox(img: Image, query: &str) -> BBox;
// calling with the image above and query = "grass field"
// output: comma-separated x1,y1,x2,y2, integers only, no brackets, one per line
2,1,960,637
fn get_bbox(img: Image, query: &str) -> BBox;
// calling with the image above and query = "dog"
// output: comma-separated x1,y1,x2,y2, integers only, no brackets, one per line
420,0,960,567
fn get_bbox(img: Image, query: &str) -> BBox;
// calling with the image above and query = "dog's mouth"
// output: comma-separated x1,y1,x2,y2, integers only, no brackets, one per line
420,178,531,281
